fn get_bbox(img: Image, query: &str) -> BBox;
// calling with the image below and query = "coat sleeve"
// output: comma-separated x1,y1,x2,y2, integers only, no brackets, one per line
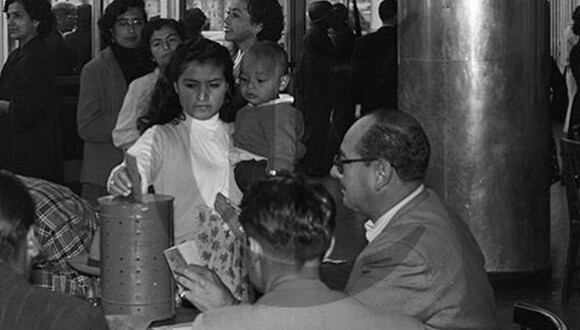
350,39,367,105
113,79,143,149
346,227,435,322
77,62,117,143
127,126,162,193
265,105,304,172
8,53,53,129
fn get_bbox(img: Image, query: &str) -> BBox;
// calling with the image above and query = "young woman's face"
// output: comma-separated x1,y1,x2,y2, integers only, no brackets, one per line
174,61,229,120
6,2,38,45
150,26,182,68
111,7,145,48
224,0,260,44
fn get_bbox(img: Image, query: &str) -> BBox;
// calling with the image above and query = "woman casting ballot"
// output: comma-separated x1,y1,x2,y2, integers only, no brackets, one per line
107,39,248,301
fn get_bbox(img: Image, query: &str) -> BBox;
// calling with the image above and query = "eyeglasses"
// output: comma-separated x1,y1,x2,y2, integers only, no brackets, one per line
333,155,377,174
115,18,145,29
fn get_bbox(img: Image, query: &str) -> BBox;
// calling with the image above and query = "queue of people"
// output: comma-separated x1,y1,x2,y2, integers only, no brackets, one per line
0,0,499,329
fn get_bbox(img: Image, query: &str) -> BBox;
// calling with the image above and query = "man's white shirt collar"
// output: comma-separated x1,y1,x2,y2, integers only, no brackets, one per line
364,185,425,242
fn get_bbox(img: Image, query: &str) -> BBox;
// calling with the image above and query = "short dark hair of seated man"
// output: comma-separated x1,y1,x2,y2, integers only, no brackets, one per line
238,174,336,294
188,174,423,330
0,171,107,330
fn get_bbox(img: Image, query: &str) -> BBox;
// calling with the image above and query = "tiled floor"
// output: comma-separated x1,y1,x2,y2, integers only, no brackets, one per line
316,139,580,329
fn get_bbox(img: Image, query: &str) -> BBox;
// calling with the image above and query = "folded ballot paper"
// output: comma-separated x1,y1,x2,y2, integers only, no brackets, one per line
163,240,202,273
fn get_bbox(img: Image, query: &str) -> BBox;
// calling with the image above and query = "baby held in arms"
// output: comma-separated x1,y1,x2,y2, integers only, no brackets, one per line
231,41,306,193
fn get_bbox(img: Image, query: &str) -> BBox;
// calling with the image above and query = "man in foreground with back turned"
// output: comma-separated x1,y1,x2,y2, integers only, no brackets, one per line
177,174,422,329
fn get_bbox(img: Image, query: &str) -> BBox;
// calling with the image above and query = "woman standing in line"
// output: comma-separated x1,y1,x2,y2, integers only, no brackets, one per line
108,39,249,301
221,0,285,122
112,18,184,150
77,0,152,207
0,0,60,182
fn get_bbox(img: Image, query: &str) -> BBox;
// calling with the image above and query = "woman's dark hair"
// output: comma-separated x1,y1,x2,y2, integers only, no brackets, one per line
137,38,235,132
3,0,55,38
98,0,147,47
181,7,207,40
142,18,184,61
327,3,349,29
76,4,91,31
247,0,284,42
239,174,336,264
0,171,35,265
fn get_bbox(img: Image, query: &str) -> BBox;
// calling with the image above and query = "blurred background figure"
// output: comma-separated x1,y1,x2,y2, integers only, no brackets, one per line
46,1,75,75
327,2,355,148
567,6,580,134
181,7,207,42
295,0,335,177
52,1,76,35
65,4,92,74
350,0,398,115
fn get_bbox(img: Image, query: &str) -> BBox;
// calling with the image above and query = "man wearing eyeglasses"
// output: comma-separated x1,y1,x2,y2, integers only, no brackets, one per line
330,110,496,329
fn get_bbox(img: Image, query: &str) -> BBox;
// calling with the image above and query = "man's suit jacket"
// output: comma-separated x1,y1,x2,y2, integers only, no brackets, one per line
350,26,398,114
346,188,497,329
77,47,126,187
192,278,423,330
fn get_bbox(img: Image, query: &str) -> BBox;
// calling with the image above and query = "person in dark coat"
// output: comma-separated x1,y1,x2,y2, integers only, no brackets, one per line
328,3,356,145
65,4,92,74
0,0,61,182
181,7,207,42
568,6,580,132
45,1,77,76
295,1,335,177
350,0,398,115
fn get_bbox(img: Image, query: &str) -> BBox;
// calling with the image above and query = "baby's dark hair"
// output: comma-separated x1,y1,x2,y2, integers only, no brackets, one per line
245,40,289,75
239,174,336,264
138,38,234,131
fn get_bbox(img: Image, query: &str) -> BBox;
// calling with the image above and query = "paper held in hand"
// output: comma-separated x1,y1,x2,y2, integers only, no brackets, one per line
163,240,203,272
124,153,142,202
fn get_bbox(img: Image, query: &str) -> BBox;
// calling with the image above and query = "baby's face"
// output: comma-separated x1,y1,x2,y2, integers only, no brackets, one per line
239,56,285,106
